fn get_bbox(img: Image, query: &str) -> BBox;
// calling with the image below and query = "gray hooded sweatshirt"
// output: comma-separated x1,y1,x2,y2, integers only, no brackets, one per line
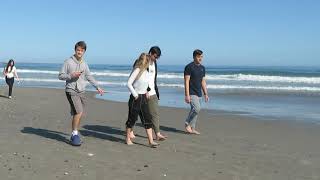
58,55,99,93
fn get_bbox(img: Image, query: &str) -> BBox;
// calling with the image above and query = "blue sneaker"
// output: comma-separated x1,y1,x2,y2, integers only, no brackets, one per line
70,134,81,146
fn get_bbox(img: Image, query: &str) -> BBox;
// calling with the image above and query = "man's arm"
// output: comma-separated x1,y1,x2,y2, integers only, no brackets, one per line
84,64,99,88
85,64,104,95
184,75,191,103
201,77,209,102
58,62,72,81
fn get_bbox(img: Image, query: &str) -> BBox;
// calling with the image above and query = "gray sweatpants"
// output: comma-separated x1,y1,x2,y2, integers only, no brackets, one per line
185,95,201,129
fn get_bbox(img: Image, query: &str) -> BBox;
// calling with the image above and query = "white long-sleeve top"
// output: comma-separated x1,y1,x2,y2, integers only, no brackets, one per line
5,66,17,78
127,68,149,98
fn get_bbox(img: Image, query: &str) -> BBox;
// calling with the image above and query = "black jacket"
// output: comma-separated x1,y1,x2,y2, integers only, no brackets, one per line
154,61,160,99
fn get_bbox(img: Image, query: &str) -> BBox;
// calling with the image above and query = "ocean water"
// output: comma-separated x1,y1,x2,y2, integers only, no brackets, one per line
1,62,320,122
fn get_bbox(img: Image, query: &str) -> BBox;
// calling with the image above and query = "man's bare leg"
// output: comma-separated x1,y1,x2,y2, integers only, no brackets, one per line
72,112,82,132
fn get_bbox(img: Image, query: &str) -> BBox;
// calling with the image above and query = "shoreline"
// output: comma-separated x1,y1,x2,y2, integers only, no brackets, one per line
7,86,320,125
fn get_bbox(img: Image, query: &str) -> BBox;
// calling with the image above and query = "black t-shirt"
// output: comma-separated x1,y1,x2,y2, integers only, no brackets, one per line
184,62,206,97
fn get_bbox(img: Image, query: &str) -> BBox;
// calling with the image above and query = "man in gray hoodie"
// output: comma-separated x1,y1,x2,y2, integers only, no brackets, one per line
59,41,104,146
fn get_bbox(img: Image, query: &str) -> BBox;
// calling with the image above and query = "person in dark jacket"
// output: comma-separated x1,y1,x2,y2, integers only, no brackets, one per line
129,46,167,141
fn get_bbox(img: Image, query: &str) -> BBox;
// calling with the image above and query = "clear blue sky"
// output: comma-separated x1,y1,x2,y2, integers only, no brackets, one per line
0,0,319,66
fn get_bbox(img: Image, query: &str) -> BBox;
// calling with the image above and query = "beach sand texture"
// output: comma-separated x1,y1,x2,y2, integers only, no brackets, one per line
0,87,319,180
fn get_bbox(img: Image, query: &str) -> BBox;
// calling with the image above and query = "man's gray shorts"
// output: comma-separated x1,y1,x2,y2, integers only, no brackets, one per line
65,92,86,115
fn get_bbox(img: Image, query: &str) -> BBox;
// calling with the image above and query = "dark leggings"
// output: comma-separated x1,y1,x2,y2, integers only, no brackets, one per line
5,77,14,96
125,94,153,129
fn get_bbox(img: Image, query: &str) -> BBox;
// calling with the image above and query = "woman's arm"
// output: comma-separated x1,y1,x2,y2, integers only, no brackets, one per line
14,67,19,81
3,67,6,76
127,68,140,99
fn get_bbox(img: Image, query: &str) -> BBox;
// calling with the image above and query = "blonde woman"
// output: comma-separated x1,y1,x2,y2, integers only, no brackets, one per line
125,53,159,148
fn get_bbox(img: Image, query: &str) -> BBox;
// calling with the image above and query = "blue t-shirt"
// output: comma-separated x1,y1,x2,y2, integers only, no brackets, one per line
184,62,206,97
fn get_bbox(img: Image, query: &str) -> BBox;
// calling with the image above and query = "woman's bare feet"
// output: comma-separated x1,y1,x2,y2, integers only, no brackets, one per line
126,138,133,145
129,131,136,139
126,128,134,145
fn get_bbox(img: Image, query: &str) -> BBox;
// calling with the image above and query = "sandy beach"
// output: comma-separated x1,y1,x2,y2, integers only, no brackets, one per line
0,87,319,180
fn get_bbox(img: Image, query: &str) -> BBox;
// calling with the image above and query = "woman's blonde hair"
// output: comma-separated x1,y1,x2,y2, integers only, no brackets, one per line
133,53,150,80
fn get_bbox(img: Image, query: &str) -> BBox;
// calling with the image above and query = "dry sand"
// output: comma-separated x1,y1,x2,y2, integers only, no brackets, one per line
0,87,319,180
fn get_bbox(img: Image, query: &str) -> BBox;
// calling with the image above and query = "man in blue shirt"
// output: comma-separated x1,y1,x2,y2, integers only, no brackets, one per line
184,49,209,134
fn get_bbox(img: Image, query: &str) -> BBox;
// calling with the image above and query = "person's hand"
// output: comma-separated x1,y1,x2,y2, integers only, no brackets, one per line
71,71,82,78
185,95,191,104
97,87,105,96
204,94,209,102
134,95,139,100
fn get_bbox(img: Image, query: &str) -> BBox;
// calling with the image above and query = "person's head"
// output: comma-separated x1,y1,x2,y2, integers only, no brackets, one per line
74,41,87,59
134,53,150,79
5,59,15,72
193,49,203,64
148,46,161,62
8,59,14,66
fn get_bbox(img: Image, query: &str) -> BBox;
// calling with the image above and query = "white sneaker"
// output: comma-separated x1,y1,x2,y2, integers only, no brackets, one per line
8,96,12,99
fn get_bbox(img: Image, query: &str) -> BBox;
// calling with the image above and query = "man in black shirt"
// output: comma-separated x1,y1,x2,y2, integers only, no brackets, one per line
184,49,209,134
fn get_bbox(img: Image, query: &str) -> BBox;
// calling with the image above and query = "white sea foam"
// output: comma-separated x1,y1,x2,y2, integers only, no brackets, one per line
9,78,320,92
19,69,59,74
158,83,320,92
18,69,320,84
20,78,62,82
207,74,320,84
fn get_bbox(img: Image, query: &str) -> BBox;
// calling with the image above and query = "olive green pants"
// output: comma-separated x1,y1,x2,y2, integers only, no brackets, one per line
147,95,160,133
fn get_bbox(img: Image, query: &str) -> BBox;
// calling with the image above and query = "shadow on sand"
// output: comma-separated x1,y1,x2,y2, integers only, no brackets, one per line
81,124,125,143
21,127,69,144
